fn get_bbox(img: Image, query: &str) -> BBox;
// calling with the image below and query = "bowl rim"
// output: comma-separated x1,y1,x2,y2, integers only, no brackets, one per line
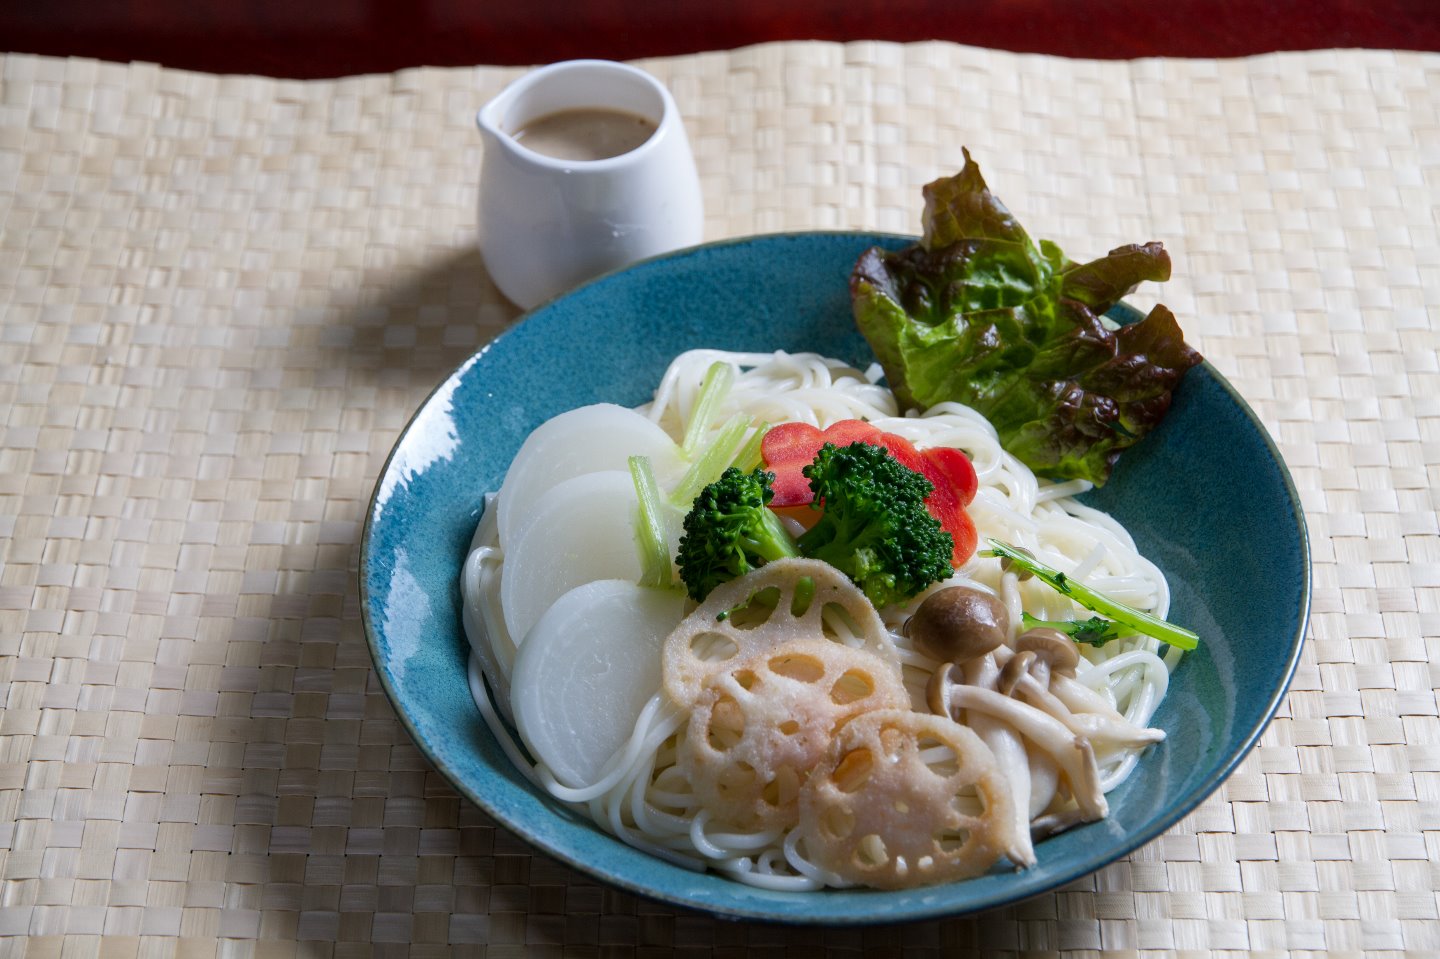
358,230,1312,923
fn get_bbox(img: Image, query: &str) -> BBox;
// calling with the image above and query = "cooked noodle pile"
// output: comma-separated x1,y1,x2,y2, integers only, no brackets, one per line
460,350,1179,890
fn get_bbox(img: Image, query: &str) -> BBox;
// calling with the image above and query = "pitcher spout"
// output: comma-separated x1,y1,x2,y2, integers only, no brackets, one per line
475,101,505,149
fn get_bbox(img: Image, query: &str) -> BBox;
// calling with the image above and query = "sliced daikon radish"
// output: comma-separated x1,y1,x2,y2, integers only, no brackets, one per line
500,469,643,644
497,404,682,550
510,579,686,789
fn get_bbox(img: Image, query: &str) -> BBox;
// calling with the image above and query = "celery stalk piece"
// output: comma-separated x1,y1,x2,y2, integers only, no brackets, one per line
987,539,1199,651
669,413,750,508
730,422,770,473
628,455,674,589
681,361,736,458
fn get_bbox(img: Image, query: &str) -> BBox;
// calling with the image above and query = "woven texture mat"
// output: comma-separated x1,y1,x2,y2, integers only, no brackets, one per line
1,43,1438,956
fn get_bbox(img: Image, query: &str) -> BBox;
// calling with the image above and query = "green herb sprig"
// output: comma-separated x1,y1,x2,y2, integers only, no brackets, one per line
988,539,1199,651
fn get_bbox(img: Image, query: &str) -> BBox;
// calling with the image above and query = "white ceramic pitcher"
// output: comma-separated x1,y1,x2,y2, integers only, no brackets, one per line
476,60,704,310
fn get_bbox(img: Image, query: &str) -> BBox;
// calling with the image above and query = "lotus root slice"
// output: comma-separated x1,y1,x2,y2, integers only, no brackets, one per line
681,638,910,830
798,709,1019,889
662,558,898,709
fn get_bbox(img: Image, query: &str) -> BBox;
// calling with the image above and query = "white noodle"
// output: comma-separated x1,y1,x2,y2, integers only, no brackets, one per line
460,349,1181,889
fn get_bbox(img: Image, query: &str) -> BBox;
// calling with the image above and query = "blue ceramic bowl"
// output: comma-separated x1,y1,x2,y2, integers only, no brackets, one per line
360,232,1310,923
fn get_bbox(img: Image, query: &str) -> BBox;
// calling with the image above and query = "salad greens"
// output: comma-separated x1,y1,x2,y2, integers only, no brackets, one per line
987,539,1199,651
850,149,1202,486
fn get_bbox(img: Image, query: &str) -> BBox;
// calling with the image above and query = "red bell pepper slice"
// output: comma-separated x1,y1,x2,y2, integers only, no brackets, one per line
876,435,974,566
761,420,884,506
920,445,978,507
760,418,980,566
760,422,829,506
817,420,881,447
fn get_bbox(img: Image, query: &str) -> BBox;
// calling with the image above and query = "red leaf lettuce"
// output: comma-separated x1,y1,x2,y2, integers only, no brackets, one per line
850,150,1202,486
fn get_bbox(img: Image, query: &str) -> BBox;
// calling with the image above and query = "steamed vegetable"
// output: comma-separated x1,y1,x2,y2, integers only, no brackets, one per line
669,359,762,507
762,420,884,507
988,539,1198,650
510,579,686,789
676,467,801,601
629,455,676,589
797,442,954,609
669,413,753,508
761,418,979,565
681,362,736,457
850,150,1202,486
495,403,682,549
499,470,644,643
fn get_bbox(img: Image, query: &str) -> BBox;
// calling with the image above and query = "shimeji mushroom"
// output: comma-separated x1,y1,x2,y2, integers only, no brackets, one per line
930,664,1109,823
997,631,1165,749
958,652,1038,868
1026,748,1060,820
1050,671,1129,717
906,587,1037,868
1030,805,1093,840
998,629,1078,692
904,585,1009,666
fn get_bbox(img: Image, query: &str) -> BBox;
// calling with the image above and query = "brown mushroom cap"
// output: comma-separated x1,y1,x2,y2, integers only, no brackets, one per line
1015,628,1080,677
998,545,1037,581
904,586,1010,665
997,650,1036,696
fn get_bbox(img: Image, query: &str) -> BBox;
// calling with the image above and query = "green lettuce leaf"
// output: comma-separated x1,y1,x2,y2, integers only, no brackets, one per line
850,150,1202,486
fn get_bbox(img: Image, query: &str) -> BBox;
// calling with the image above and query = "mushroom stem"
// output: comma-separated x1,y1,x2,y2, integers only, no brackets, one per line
962,655,1036,868
951,653,1064,823
997,651,1036,696
1010,672,1165,748
938,683,1108,821
1030,805,1090,841
1027,749,1059,820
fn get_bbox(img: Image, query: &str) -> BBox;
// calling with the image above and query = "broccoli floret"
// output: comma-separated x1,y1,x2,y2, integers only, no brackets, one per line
796,442,953,608
677,467,801,601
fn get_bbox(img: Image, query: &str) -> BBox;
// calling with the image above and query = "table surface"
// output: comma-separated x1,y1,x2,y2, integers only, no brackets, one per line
5,0,1440,76
1,41,1439,956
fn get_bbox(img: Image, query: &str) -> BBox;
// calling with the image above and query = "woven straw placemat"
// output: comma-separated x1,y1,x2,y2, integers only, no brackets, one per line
0,43,1437,956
